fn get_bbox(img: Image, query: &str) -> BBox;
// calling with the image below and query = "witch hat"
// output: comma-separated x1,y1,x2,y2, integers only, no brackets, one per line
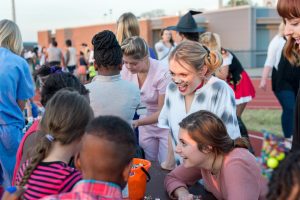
166,10,204,32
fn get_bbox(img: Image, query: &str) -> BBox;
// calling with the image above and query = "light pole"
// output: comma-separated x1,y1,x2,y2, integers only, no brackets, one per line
11,0,16,22
219,0,223,8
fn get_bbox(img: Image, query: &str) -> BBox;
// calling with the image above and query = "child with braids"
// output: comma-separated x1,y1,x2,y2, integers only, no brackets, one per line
15,89,94,200
165,110,267,200
41,116,136,200
12,73,89,184
85,30,140,124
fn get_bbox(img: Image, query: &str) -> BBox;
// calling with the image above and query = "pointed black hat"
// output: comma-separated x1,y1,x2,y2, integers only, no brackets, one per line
166,10,204,33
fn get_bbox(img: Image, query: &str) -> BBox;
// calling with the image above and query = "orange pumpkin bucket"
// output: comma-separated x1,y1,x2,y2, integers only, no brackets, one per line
128,158,151,200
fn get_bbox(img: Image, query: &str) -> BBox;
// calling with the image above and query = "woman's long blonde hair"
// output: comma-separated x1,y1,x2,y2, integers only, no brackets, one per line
116,12,140,45
0,19,23,55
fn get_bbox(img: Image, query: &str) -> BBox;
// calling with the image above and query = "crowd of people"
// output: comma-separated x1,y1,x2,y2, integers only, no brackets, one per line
0,0,300,199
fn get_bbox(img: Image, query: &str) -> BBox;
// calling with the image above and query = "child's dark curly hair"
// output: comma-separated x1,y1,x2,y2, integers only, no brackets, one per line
267,150,300,200
41,73,89,106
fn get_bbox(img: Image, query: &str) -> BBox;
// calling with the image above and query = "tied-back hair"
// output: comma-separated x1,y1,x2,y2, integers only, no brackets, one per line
121,36,149,60
18,89,94,187
41,73,89,107
179,32,199,42
85,116,136,173
199,32,222,52
169,40,222,75
179,110,249,155
116,12,140,45
0,19,23,55
92,30,122,69
277,0,300,66
267,150,300,200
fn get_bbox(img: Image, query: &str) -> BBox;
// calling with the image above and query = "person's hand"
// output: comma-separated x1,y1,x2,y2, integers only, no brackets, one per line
1,186,25,200
259,79,267,91
174,187,194,200
178,193,194,200
132,120,139,129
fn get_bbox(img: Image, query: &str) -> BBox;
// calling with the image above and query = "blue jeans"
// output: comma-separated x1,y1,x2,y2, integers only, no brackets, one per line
0,125,23,187
275,90,296,138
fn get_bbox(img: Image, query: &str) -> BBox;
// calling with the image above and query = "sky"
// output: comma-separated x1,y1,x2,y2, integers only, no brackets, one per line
0,0,263,42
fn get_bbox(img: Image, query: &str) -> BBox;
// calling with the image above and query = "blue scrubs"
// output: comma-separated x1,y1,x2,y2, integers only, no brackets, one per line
0,47,34,187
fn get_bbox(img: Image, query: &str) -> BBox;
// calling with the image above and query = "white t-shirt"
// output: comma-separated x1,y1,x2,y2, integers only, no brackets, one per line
155,41,174,67
65,47,77,66
47,47,62,62
85,74,140,124
222,52,233,66
264,35,286,70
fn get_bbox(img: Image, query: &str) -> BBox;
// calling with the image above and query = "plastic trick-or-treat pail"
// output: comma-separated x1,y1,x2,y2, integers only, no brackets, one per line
128,158,151,200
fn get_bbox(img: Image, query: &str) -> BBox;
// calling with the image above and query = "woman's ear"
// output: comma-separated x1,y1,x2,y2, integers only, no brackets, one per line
118,63,122,71
198,65,209,77
74,152,81,171
202,145,213,154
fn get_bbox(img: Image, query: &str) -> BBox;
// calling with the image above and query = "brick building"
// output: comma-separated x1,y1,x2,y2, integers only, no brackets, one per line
38,5,281,68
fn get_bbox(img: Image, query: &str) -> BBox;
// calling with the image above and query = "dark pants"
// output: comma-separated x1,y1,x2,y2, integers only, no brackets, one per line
49,61,61,67
275,90,296,138
237,117,254,154
67,65,76,74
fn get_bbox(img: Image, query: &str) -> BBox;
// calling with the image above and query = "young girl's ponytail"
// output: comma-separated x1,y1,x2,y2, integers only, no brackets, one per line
19,133,52,186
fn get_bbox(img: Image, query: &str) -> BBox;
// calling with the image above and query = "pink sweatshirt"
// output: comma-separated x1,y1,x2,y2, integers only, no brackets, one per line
165,148,268,200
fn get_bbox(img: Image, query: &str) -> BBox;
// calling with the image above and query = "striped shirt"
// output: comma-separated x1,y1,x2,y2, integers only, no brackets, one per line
15,161,82,200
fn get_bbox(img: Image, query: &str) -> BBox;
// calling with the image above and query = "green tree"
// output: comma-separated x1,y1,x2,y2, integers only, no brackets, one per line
227,0,250,6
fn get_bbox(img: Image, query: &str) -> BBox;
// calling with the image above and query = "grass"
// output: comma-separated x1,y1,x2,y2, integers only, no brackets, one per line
242,109,283,136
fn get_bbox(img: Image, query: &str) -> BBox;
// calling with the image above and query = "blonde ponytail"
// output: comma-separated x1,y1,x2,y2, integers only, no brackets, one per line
204,50,222,74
